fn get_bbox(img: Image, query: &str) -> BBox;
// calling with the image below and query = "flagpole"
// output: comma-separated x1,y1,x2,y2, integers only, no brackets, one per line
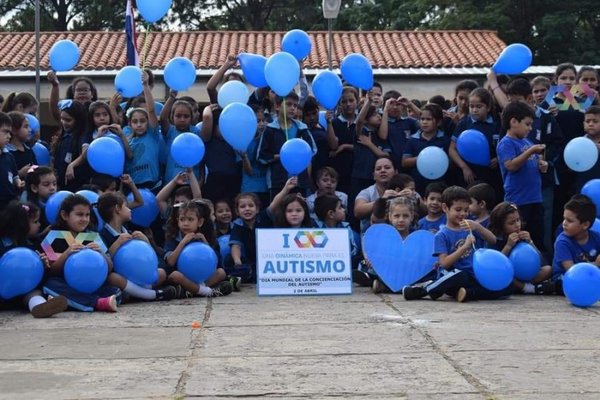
35,0,40,103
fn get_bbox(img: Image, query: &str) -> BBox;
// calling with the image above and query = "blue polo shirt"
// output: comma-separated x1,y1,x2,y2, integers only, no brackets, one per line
99,223,129,250
204,135,238,176
529,107,563,188
240,135,268,194
497,135,542,205
7,143,37,171
387,116,419,168
418,214,446,234
330,115,355,184
164,124,201,183
125,125,164,185
434,225,484,275
228,209,274,265
257,119,317,189
0,149,18,206
309,123,330,176
552,230,600,276
351,126,391,180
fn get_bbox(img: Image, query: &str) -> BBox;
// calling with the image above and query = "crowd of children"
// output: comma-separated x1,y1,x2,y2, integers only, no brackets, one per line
0,58,599,317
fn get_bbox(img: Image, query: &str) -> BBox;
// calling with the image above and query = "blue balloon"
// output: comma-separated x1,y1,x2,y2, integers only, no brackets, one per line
136,0,172,23
127,189,159,228
312,70,343,110
76,190,103,231
114,240,159,286
26,114,40,139
219,102,257,152
238,53,268,88
564,137,598,172
87,137,125,178
281,29,312,61
416,146,449,180
164,57,196,91
582,179,600,218
45,191,73,225
280,138,312,175
49,40,80,72
456,129,491,166
363,225,436,292
493,43,533,75
318,110,327,129
592,218,600,234
473,249,514,291
115,66,143,98
0,248,44,300
218,81,249,108
509,242,541,281
265,52,300,96
171,132,205,168
178,242,218,284
563,263,600,307
64,249,108,294
340,53,373,90
32,142,50,166
218,235,232,262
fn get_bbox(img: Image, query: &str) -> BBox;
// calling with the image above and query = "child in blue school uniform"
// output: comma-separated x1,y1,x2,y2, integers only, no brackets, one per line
449,88,502,189
552,195,600,294
497,101,548,251
302,96,337,183
214,199,233,237
124,72,165,190
240,105,269,208
378,90,419,170
7,111,37,178
401,103,450,194
97,192,176,301
52,100,89,191
313,193,359,262
160,92,206,183
402,186,511,302
329,86,359,195
418,181,447,234
0,201,68,318
0,113,23,210
257,92,317,199
42,194,122,312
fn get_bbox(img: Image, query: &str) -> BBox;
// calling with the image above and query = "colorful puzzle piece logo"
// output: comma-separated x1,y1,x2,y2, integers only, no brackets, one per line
294,231,329,248
544,84,595,112
41,230,107,261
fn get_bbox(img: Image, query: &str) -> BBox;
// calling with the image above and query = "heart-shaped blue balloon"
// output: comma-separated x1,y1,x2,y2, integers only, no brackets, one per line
363,225,436,292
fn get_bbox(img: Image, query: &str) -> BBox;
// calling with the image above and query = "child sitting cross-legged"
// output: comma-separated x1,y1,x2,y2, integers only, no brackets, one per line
402,186,512,302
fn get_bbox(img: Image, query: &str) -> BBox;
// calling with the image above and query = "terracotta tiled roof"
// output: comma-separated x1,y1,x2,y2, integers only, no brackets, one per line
0,30,505,71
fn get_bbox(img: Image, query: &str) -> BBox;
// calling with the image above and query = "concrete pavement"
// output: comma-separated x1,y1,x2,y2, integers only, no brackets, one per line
0,287,599,399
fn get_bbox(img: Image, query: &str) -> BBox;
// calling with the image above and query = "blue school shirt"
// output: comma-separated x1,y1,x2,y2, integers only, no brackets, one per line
434,225,483,275
351,126,391,180
530,107,563,188
124,126,164,185
204,135,238,176
257,119,317,189
330,115,355,181
0,149,18,205
228,209,274,265
309,123,330,175
552,231,600,276
163,231,222,267
240,135,268,193
403,130,450,189
387,116,419,168
497,135,542,205
418,214,446,234
453,115,501,158
164,124,201,183
99,224,129,250
6,143,36,171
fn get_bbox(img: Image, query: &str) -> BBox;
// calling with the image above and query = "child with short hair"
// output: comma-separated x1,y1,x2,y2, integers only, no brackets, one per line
553,195,600,291
257,92,317,199
497,101,548,251
574,105,600,192
0,112,23,210
418,181,447,233
306,167,348,221
467,183,495,228
314,193,358,260
302,96,337,179
402,186,509,302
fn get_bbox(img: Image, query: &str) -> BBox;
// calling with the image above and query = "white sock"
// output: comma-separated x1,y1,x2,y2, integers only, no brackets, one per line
28,295,46,312
125,281,157,300
197,284,213,297
522,283,535,294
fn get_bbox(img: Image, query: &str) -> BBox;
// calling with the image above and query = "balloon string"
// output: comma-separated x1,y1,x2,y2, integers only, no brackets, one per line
142,24,150,70
283,101,288,141
468,227,477,251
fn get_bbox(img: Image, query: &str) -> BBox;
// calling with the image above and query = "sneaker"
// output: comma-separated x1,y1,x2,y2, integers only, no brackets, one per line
456,287,469,303
426,270,469,300
402,285,428,300
156,285,177,301
229,276,242,292
372,279,391,294
174,285,193,299
31,295,68,318
353,269,373,287
213,281,233,297
95,295,118,312
535,280,556,295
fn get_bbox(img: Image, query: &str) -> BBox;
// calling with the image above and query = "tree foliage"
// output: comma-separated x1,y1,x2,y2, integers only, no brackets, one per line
1,0,599,64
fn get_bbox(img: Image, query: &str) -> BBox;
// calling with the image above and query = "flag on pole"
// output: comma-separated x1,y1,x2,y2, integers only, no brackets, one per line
125,0,139,67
